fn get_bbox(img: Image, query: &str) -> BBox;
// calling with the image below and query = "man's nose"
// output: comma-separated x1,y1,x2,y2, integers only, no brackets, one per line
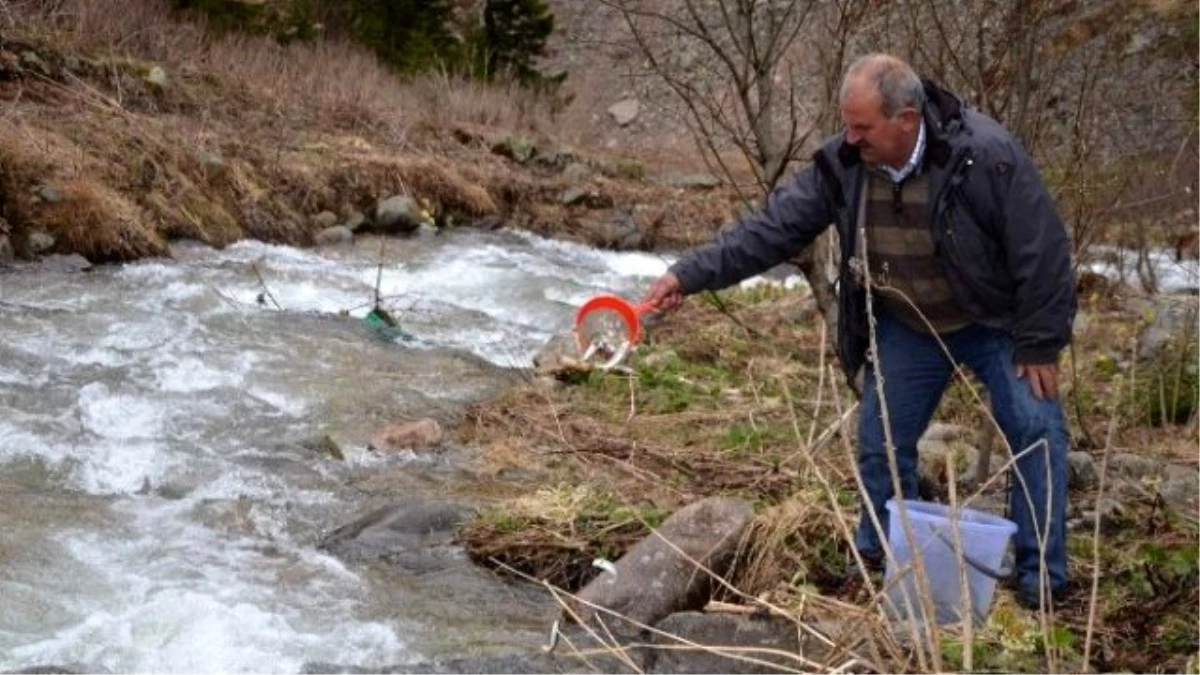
845,128,861,146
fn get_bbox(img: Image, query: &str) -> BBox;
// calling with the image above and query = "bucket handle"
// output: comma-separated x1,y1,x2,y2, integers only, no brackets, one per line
931,526,1014,582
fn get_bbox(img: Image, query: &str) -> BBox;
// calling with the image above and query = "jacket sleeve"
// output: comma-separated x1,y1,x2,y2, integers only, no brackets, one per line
994,143,1076,364
669,163,835,294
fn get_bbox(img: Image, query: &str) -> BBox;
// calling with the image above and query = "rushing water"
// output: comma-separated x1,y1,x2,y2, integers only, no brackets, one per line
0,229,672,673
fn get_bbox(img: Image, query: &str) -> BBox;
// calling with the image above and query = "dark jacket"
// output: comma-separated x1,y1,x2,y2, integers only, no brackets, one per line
670,80,1076,378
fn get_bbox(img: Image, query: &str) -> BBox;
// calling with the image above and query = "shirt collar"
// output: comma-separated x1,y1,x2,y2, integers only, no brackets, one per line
879,120,926,184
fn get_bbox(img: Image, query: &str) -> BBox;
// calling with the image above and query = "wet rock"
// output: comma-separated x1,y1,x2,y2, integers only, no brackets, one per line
567,497,754,638
608,98,640,126
35,254,92,273
300,434,344,461
370,418,444,452
7,665,109,674
374,195,424,235
313,225,354,247
319,499,474,570
473,215,504,231
1067,451,1098,490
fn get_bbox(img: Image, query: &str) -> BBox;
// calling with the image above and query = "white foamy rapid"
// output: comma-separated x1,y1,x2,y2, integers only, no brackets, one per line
0,228,671,673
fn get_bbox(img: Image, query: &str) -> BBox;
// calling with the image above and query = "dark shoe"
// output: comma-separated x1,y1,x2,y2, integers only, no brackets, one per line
847,549,886,577
1015,583,1070,610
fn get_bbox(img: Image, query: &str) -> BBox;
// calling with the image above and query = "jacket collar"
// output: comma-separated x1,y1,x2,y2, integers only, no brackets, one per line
836,78,964,170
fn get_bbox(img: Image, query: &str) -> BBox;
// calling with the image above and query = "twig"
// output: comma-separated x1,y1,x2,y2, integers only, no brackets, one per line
1082,340,1131,671
249,261,282,309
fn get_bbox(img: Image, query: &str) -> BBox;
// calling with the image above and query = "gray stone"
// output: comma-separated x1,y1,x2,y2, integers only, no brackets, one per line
303,650,620,674
313,210,339,229
26,230,56,255
567,497,755,637
374,195,423,235
1108,452,1163,481
1158,465,1197,507
318,499,474,568
608,98,641,126
145,65,168,88
563,162,591,183
0,234,13,262
1067,451,1098,490
1136,296,1198,361
533,332,582,373
35,184,63,204
199,152,229,182
646,613,860,673
663,173,721,190
19,51,49,76
313,225,354,247
1085,497,1127,530
922,422,972,443
343,210,367,232
559,187,592,206
580,211,641,250
491,136,536,163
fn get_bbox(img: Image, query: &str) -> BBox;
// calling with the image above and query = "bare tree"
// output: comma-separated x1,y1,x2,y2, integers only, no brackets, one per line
599,0,870,335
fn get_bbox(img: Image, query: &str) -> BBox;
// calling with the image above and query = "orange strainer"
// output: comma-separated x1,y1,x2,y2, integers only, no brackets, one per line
573,294,653,369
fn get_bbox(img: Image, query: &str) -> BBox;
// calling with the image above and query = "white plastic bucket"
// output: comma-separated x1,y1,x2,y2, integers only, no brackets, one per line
883,499,1016,625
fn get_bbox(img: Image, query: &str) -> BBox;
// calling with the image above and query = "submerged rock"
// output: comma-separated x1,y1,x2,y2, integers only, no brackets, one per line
319,499,474,572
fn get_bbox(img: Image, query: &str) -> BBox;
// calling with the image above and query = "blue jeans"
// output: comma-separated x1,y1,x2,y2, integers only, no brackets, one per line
854,310,1069,595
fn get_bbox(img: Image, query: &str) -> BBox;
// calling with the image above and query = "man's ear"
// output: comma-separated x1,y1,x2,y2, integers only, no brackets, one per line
896,107,921,132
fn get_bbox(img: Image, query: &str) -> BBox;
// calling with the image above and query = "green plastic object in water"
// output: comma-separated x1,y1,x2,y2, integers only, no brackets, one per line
364,307,413,342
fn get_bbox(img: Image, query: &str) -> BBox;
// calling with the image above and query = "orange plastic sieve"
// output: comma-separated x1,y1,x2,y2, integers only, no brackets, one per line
573,294,653,369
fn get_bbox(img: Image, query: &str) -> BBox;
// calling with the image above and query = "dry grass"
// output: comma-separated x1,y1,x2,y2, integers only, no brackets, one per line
0,0,738,261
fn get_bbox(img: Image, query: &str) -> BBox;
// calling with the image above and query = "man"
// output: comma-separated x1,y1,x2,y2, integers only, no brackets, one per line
641,54,1074,610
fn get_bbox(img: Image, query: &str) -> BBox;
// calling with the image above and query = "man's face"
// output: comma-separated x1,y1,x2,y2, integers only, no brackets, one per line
840,83,920,168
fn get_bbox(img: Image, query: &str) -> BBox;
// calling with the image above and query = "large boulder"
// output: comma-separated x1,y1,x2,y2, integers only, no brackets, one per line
566,497,755,638
374,195,425,235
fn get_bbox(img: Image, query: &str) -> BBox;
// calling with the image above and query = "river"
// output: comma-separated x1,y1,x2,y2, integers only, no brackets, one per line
0,229,670,673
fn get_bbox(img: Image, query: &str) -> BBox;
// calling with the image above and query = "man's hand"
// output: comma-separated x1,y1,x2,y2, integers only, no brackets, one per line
642,271,684,312
1017,363,1058,400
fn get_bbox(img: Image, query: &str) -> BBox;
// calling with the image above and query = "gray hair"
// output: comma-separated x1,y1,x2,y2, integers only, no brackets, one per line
840,54,925,118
